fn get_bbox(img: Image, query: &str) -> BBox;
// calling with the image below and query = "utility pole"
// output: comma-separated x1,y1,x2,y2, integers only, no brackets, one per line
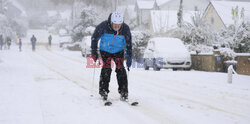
177,0,183,28
72,0,75,27
116,0,118,11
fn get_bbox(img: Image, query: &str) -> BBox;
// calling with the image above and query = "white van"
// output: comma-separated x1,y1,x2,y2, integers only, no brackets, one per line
143,37,191,71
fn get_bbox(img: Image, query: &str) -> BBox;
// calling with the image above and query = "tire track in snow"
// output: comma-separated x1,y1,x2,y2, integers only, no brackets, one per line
39,46,250,123
28,47,164,124
129,71,250,121
28,51,89,90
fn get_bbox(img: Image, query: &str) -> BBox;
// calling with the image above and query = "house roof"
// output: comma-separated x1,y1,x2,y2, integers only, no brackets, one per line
156,0,171,6
157,0,209,11
136,0,155,9
150,10,195,33
210,1,250,26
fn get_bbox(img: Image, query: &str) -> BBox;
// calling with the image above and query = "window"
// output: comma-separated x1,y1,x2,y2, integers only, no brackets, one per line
211,17,214,24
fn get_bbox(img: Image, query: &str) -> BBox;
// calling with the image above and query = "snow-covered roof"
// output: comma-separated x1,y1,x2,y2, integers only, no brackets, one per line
210,1,250,26
156,0,171,6
8,0,27,17
136,0,155,9
150,10,195,32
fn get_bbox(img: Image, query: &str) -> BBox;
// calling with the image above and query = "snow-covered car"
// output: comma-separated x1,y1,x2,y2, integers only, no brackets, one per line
81,36,91,57
143,37,191,71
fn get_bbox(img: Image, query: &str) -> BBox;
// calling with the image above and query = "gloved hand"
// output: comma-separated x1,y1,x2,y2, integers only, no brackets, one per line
91,50,98,62
126,56,132,70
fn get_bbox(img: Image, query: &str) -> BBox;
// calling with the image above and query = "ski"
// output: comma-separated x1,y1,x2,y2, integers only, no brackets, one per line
104,101,112,106
102,99,138,106
130,101,139,106
120,98,139,106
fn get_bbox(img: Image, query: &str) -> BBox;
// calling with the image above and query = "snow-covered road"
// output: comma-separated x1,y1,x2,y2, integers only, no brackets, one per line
1,34,250,124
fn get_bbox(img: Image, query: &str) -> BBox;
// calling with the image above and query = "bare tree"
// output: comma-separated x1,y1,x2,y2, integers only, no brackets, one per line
177,0,183,28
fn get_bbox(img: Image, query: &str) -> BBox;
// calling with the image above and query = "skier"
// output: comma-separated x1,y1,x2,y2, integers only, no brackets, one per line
6,36,11,49
0,34,3,50
18,38,22,52
91,12,132,101
30,35,37,51
48,35,52,47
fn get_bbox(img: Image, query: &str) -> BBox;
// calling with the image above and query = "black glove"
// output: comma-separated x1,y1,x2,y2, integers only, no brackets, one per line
91,50,98,62
126,56,132,70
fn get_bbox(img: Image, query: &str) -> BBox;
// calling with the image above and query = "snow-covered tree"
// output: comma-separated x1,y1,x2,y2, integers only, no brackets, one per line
169,11,221,53
131,30,151,60
9,17,28,37
0,14,17,41
221,21,250,53
171,11,217,51
217,8,250,53
71,3,97,42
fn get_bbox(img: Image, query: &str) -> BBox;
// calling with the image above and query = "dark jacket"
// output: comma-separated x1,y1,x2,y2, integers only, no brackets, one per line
91,14,132,57
31,36,37,43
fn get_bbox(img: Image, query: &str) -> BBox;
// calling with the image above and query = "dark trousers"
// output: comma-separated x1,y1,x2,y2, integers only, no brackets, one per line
99,50,128,96
32,43,36,51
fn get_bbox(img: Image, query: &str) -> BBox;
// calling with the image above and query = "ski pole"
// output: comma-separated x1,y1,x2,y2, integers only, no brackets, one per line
91,60,96,97
127,68,130,82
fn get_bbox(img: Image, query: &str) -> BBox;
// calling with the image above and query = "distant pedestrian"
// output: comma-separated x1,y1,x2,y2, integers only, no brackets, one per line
0,35,3,50
48,35,52,47
30,35,37,51
6,36,11,49
18,38,22,52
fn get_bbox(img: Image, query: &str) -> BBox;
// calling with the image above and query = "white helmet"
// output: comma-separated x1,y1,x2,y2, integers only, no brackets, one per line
111,12,124,24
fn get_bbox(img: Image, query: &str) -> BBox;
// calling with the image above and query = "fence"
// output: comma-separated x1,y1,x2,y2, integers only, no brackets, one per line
191,51,250,76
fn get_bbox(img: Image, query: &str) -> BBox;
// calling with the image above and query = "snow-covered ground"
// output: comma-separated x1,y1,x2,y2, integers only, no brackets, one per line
0,30,250,124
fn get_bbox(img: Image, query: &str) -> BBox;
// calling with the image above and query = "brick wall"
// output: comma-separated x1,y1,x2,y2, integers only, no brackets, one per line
235,54,250,75
191,52,250,75
191,52,223,72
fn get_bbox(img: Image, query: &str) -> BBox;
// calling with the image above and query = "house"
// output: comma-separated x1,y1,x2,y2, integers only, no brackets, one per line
158,0,209,11
135,0,159,26
117,5,136,24
149,10,195,33
203,1,250,31
5,0,27,18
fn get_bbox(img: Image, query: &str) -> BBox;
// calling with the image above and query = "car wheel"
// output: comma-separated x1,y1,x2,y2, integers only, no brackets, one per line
81,51,85,57
144,60,149,70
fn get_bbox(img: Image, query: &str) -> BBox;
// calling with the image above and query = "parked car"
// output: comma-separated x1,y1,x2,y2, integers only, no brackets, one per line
143,37,191,71
81,36,91,57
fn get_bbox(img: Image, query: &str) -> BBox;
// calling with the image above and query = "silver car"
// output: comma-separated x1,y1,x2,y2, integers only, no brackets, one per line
143,37,191,71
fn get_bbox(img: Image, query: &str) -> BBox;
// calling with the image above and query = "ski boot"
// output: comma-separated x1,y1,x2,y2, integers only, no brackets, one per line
120,92,128,101
100,92,108,101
